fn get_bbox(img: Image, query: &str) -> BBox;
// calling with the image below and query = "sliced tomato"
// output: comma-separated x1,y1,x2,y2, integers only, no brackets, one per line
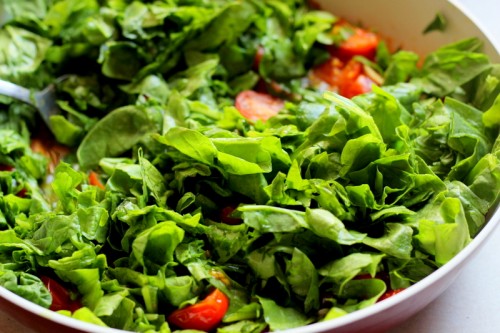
168,288,229,331
377,288,405,302
235,90,284,122
41,276,82,312
89,171,105,190
333,27,379,62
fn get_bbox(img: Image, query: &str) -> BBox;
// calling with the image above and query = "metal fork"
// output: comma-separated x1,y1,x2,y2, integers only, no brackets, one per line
0,78,63,131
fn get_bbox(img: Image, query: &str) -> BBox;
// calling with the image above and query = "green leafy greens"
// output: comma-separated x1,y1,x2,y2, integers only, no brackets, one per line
0,1,499,332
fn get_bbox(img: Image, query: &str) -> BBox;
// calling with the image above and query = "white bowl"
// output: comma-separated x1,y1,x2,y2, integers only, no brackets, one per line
0,1,499,332
318,0,500,60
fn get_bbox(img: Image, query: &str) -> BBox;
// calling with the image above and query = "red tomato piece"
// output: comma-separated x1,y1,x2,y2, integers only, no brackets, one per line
235,90,284,122
354,274,374,280
377,288,406,302
16,188,27,198
354,272,391,287
0,165,14,171
89,171,105,190
338,60,374,98
220,206,242,225
253,46,265,70
335,28,379,61
312,59,374,98
168,289,230,331
41,276,82,312
307,0,322,9
339,59,363,81
311,57,344,88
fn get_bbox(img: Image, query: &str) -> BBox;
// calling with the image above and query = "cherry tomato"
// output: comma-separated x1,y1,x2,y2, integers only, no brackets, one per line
333,27,379,62
338,60,375,98
220,206,242,225
235,90,284,122
89,171,105,190
253,46,265,70
354,271,390,284
307,0,322,10
41,276,81,312
311,59,374,98
16,188,27,198
167,288,229,331
0,165,14,171
377,288,405,302
311,57,344,88
341,74,374,98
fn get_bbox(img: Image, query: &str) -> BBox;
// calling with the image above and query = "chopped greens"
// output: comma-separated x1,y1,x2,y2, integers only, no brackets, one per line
423,12,448,34
0,1,499,332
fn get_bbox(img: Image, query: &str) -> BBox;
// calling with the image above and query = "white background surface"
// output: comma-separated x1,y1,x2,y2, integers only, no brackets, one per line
0,0,499,332
455,0,500,48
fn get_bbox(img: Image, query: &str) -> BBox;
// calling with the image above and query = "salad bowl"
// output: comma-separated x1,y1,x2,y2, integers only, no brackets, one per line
0,0,499,333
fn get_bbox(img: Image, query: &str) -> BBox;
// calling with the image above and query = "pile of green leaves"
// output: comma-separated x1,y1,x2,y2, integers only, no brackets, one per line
0,0,499,332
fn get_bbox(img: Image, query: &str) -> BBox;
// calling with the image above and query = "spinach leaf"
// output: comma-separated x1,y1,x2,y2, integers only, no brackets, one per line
411,38,491,96
258,297,312,331
77,106,155,170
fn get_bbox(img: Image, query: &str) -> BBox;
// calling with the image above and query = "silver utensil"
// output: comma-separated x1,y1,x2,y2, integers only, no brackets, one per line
0,78,63,131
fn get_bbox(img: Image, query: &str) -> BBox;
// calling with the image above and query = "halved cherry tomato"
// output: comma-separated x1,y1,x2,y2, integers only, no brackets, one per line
40,276,82,312
235,90,284,122
311,57,344,88
168,288,229,331
89,171,105,190
377,288,406,302
333,27,379,62
341,74,374,98
220,206,242,225
338,60,375,98
311,59,374,98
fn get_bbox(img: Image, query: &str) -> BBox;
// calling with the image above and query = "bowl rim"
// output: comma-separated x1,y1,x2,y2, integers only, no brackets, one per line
1,1,499,333
449,0,500,55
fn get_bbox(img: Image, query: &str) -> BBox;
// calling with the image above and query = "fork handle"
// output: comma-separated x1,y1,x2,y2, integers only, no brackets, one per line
0,79,34,106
